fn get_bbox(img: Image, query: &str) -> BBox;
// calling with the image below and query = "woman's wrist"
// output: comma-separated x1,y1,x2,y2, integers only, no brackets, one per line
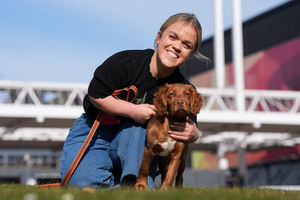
190,125,200,143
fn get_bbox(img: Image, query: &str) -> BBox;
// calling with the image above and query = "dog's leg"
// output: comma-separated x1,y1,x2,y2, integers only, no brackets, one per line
160,160,180,190
175,145,188,187
160,142,185,190
158,155,170,185
135,147,154,191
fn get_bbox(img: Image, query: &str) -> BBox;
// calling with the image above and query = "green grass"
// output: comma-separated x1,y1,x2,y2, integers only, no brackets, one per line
1,184,300,200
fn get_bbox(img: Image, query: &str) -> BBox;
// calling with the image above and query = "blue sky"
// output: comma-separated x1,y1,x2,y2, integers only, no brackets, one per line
0,0,290,83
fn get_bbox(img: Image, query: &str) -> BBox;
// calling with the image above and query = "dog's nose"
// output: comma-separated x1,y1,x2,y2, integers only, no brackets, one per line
178,100,184,106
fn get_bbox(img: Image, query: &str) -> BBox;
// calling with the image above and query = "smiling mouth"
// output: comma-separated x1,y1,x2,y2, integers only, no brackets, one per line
167,50,178,58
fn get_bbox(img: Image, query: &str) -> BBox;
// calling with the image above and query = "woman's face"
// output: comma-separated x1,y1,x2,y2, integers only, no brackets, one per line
156,21,197,68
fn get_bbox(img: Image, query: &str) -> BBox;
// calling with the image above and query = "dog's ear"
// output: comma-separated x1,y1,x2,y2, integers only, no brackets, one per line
188,85,203,115
153,84,170,116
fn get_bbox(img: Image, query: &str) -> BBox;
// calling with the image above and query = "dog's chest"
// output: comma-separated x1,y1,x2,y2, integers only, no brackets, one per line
157,138,176,156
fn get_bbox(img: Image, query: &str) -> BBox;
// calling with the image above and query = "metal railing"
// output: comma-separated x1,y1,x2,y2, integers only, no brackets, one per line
0,80,299,131
198,88,300,113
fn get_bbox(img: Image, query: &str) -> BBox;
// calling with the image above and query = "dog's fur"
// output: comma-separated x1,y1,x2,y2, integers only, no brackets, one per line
135,83,203,190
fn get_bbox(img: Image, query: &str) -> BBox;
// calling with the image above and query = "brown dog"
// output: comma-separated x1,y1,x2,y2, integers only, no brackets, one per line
135,83,203,190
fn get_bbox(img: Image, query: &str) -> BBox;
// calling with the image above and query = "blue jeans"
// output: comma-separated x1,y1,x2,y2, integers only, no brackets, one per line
60,113,157,189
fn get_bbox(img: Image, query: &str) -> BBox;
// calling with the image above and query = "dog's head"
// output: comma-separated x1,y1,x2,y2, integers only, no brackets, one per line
153,83,203,117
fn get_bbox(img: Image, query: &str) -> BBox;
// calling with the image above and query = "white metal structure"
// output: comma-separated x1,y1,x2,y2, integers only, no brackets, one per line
214,0,225,89
1,80,300,135
197,87,300,133
232,0,246,112
0,80,86,128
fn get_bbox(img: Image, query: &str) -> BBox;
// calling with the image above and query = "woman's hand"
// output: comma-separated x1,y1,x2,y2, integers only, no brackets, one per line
89,95,156,124
169,116,200,143
129,104,156,124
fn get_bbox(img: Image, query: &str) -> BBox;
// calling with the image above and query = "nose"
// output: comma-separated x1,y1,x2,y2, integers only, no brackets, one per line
172,41,182,53
177,99,184,106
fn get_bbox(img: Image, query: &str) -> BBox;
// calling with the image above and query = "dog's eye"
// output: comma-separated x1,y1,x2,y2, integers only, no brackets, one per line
184,92,189,97
169,92,175,97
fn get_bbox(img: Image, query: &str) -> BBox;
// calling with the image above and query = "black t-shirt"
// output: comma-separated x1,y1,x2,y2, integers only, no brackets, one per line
83,49,191,122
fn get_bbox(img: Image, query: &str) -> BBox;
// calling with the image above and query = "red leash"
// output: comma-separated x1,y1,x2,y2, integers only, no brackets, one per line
36,86,138,188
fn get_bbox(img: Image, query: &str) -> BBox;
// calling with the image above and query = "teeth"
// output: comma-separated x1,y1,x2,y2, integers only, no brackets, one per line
167,51,177,58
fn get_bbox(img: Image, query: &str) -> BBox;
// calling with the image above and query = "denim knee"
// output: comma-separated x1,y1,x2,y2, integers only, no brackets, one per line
60,116,158,189
111,121,157,188
60,114,115,188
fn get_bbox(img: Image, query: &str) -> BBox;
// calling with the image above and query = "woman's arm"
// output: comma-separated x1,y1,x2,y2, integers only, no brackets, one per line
89,95,156,124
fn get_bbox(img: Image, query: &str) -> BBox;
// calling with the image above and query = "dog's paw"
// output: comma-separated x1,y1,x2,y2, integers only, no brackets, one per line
160,184,171,190
135,182,148,191
82,187,95,193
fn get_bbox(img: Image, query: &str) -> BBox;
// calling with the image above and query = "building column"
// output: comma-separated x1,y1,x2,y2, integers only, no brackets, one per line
232,0,245,112
214,0,226,89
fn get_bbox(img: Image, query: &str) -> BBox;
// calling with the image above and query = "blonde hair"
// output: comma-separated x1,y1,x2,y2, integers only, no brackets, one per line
155,13,210,62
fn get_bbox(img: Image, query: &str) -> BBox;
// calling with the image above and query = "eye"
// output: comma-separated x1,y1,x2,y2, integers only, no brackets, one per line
184,92,189,97
183,43,191,49
169,34,176,40
169,92,175,97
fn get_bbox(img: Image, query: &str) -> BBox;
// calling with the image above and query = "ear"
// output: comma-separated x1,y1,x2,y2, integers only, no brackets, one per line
155,31,162,46
156,31,162,40
153,84,169,116
189,86,203,115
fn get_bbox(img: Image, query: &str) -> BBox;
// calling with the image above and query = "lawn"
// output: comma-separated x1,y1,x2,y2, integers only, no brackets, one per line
1,184,300,200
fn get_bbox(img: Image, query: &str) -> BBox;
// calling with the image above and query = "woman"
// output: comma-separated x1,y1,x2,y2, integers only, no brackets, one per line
60,13,205,189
